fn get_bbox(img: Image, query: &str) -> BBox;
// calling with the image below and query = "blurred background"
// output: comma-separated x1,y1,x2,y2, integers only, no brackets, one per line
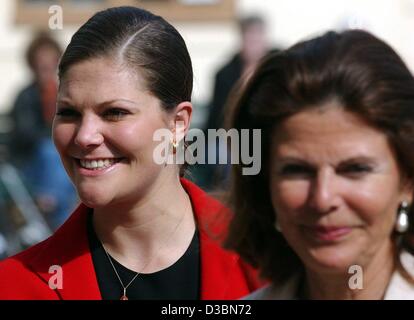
1,0,414,259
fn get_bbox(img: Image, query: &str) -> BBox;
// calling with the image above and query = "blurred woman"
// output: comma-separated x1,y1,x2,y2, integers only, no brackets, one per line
0,6,261,300
226,29,414,299
9,32,77,230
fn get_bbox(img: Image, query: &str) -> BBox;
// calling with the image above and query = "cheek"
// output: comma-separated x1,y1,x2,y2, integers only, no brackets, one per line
270,179,310,219
111,120,166,160
52,123,74,154
345,182,398,228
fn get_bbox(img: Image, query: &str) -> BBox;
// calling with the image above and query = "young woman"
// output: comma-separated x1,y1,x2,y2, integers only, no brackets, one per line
0,6,261,300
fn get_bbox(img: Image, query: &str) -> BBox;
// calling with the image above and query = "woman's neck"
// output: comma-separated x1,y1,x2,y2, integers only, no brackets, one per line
304,241,395,300
92,172,196,273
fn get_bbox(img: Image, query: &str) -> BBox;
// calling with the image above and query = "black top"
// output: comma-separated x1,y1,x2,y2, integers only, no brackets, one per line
87,212,200,300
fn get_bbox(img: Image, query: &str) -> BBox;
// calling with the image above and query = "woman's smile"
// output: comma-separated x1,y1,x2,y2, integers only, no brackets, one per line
301,225,353,243
74,157,126,176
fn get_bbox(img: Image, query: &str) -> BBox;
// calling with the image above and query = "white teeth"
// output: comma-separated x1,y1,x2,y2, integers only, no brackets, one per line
79,159,118,170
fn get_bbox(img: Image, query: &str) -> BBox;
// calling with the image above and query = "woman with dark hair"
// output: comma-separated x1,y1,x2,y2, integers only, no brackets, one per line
226,29,414,299
0,6,261,300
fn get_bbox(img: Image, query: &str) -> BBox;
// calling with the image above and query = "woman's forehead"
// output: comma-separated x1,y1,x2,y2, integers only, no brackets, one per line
272,103,373,138
270,107,394,162
61,56,145,84
58,57,148,102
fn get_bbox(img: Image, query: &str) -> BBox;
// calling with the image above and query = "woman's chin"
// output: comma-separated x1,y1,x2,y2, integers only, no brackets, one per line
78,190,113,208
305,247,358,274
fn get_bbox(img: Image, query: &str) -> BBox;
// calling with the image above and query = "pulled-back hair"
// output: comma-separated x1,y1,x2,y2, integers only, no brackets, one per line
59,6,193,110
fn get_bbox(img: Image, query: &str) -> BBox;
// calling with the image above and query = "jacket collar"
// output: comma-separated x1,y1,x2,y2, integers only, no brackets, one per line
384,251,414,300
28,178,237,299
180,179,240,299
248,251,414,300
28,204,101,300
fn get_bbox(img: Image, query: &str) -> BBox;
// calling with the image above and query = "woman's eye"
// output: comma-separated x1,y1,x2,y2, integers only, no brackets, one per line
338,163,372,176
55,108,79,118
103,108,129,121
278,164,314,177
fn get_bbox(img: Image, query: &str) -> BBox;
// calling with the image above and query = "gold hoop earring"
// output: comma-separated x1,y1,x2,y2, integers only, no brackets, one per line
172,140,178,154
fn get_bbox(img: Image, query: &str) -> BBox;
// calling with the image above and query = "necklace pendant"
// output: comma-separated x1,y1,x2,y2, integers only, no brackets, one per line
120,288,128,300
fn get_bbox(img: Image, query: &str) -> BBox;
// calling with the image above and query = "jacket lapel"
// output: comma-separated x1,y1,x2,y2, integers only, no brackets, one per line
384,251,414,300
180,179,239,299
27,204,101,300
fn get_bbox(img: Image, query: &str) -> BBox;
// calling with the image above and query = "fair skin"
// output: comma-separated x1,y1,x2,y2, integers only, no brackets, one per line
53,56,195,273
269,102,413,299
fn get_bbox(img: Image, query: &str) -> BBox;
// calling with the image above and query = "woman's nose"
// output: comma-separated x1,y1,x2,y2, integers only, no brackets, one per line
308,168,340,214
74,116,104,149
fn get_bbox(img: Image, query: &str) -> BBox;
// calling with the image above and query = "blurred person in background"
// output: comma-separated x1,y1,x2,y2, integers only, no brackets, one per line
206,15,269,131
8,32,77,230
226,30,414,299
202,15,276,190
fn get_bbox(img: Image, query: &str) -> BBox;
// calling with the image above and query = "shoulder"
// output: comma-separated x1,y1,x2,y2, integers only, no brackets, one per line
181,178,231,239
0,239,57,299
180,178,227,217
0,235,50,274
181,179,265,295
243,285,277,300
242,274,301,300
385,251,414,300
0,204,91,299
13,83,38,102
216,54,242,79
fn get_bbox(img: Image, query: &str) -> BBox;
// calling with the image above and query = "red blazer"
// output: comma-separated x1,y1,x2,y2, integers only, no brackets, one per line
0,178,262,300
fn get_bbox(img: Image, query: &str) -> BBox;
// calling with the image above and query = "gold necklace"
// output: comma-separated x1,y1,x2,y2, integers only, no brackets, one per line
101,212,186,300
102,247,140,300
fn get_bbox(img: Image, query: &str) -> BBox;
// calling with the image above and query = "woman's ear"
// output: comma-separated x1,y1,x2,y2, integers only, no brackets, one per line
171,101,192,142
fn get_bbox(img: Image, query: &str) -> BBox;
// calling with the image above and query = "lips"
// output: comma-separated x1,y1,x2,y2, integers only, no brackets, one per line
73,157,125,176
303,225,352,242
78,158,123,170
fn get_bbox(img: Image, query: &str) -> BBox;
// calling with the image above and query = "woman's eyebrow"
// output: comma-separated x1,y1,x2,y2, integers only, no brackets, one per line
338,156,378,166
274,157,313,166
56,98,139,108
95,99,138,107
274,156,379,167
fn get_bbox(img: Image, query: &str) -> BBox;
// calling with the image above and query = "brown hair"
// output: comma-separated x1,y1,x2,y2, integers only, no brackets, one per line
59,6,192,110
26,31,62,71
225,29,414,285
